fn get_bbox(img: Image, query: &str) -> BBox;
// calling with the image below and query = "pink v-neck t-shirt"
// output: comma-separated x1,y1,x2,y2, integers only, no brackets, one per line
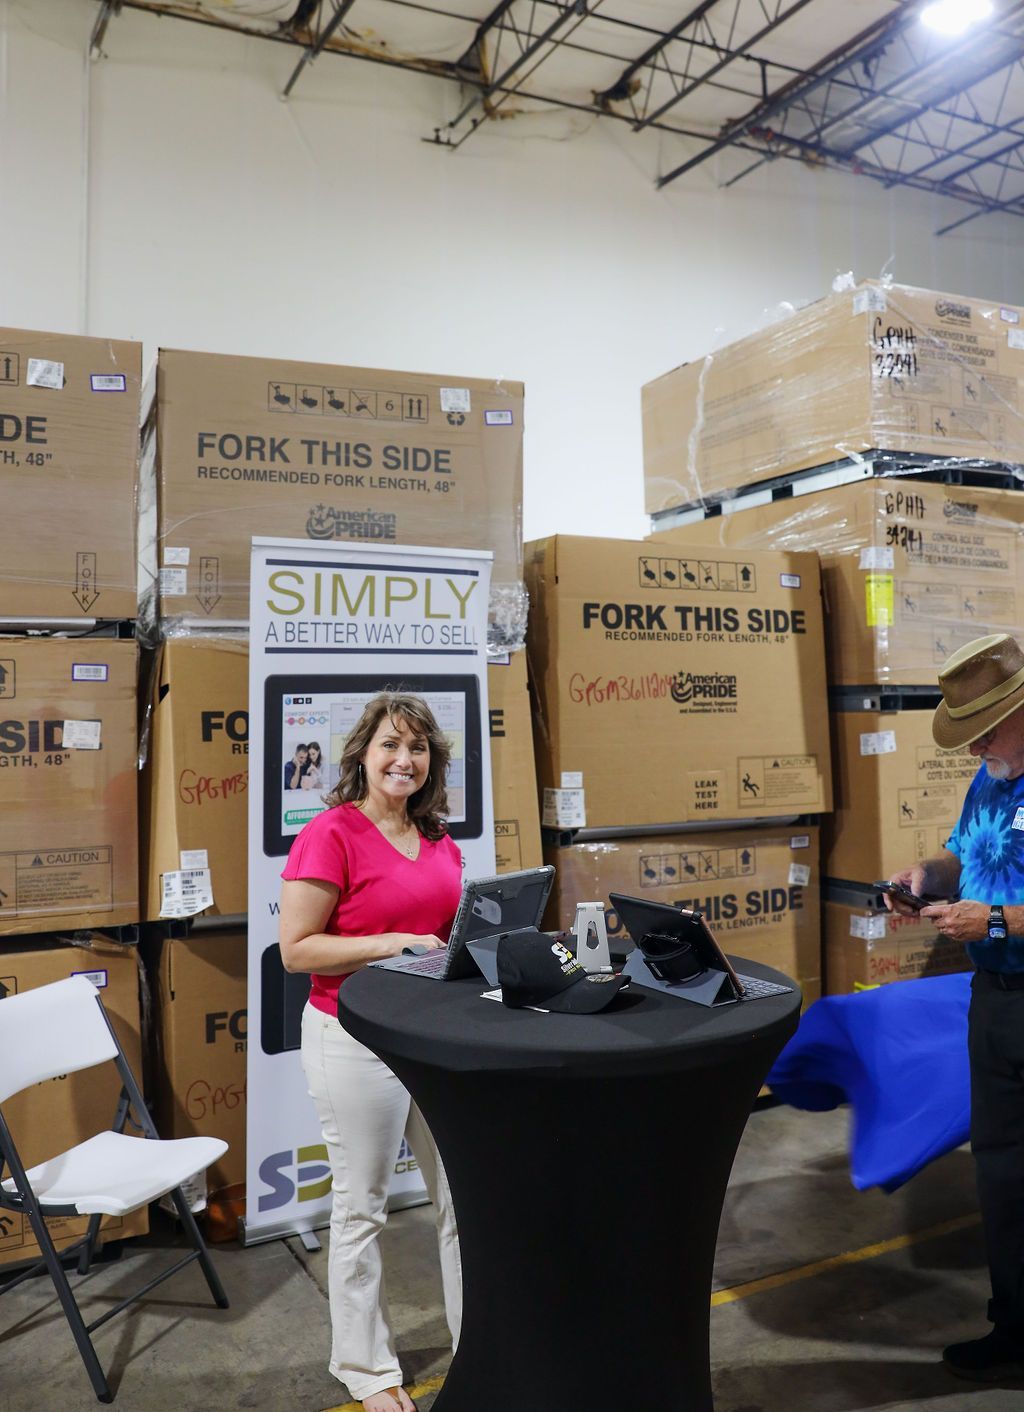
281,802,464,1017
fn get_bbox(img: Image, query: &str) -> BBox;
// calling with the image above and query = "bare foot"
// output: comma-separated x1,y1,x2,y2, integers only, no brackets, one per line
362,1388,417,1412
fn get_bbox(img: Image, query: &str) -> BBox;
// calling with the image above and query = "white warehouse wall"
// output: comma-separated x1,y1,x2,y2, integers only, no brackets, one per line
2,0,1024,542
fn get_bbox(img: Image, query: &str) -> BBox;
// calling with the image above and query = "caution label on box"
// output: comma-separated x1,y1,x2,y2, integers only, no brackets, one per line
494,820,522,872
0,1212,26,1253
0,1208,129,1258
896,785,959,828
0,847,113,918
737,756,821,809
932,622,997,663
898,580,1017,624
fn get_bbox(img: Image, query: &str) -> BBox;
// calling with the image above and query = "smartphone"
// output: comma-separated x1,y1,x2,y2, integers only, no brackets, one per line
874,881,929,911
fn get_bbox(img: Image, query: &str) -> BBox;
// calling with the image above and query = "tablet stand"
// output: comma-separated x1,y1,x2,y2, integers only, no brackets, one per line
622,950,737,1006
571,902,612,973
466,937,501,987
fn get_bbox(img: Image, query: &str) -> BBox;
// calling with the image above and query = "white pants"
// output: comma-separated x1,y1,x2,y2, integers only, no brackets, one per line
301,1002,463,1400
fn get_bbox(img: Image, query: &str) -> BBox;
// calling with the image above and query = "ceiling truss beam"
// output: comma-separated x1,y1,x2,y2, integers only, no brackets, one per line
281,0,361,99
445,0,589,133
635,0,818,132
107,0,1024,227
89,0,123,56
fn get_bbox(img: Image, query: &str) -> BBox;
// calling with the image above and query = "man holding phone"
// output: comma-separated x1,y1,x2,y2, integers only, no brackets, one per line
885,634,1024,1382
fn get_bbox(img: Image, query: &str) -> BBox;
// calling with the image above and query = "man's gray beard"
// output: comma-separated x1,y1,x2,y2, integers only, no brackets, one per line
986,758,1012,780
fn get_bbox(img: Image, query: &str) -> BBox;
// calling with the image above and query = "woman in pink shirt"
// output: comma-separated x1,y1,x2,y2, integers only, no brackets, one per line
279,692,463,1412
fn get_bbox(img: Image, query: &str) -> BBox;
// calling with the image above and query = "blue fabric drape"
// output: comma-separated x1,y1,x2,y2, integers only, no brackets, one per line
766,973,972,1191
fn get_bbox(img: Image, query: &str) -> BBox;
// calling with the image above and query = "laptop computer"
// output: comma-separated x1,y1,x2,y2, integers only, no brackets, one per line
609,893,793,1003
370,865,555,981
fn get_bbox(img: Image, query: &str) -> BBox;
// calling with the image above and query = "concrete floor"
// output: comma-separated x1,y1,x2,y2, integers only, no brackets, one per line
0,1102,1019,1412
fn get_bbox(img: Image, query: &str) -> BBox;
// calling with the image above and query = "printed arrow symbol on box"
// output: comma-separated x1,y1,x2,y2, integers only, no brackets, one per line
198,556,221,614
73,552,99,613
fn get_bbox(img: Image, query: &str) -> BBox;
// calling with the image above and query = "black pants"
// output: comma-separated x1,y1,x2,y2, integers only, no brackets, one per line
969,970,1024,1329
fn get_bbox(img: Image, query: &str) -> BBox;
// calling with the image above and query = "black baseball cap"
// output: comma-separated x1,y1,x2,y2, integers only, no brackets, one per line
497,929,630,1014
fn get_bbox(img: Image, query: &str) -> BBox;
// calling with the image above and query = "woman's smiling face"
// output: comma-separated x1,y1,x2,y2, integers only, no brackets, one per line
361,714,429,808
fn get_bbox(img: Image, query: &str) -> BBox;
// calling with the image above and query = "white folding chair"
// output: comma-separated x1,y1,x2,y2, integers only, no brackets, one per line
0,974,229,1403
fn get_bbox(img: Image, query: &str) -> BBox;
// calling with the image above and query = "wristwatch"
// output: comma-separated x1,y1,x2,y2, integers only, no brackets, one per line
988,905,1008,943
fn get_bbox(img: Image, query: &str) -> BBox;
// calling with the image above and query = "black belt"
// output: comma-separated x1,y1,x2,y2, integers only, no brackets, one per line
978,969,1024,991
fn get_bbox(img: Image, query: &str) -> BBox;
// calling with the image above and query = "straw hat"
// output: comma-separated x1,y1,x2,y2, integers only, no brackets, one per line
932,633,1024,749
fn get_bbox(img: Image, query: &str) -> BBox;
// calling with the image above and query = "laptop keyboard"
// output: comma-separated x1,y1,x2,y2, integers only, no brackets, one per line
737,974,793,999
390,952,449,977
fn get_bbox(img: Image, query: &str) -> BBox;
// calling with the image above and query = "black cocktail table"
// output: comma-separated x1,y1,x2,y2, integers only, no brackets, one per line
339,959,800,1411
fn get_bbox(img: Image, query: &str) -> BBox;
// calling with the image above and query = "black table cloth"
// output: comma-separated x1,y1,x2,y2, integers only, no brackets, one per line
339,958,801,1411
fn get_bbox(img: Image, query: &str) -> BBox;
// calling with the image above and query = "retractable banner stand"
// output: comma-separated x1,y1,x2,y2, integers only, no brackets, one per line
245,537,495,1244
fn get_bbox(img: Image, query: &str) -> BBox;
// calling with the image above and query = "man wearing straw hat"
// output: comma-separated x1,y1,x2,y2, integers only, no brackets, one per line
886,633,1024,1382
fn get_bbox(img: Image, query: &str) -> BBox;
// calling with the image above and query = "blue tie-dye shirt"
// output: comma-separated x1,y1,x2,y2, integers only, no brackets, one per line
947,763,1024,972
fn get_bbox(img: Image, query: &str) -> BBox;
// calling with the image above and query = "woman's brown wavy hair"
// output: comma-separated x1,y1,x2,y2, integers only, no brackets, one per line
324,692,452,841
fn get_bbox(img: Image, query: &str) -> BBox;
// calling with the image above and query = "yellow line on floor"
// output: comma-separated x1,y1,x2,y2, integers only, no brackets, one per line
711,1211,982,1307
322,1213,982,1407
324,1372,446,1412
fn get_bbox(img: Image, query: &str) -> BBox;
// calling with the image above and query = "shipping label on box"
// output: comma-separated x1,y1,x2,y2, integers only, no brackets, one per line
153,349,524,629
0,639,138,935
526,535,831,829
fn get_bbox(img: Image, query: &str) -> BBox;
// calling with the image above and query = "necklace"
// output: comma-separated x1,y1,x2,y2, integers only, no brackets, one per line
356,803,419,857
378,818,419,857
392,826,418,859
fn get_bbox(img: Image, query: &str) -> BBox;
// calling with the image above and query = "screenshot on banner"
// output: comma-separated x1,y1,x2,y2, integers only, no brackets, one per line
262,673,483,856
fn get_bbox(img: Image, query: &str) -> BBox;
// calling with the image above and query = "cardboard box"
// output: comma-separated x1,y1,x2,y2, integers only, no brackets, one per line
0,638,138,935
525,535,831,829
488,653,542,874
140,638,537,913
150,349,525,643
825,707,975,884
649,479,1024,686
0,937,147,1267
140,638,249,921
824,891,970,993
0,327,140,620
642,280,1024,512
544,824,821,1002
148,929,247,1194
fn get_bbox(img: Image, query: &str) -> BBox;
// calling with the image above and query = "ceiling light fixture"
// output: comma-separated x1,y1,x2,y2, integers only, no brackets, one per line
920,0,994,37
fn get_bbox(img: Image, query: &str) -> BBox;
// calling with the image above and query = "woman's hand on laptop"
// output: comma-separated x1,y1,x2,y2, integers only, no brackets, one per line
391,933,445,956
